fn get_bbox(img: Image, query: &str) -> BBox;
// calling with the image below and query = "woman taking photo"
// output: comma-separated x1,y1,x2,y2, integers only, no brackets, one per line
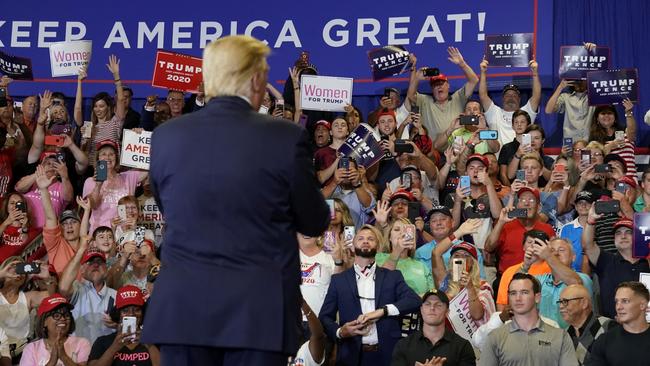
0,193,44,263
82,140,147,233
0,257,55,363
19,293,89,366
431,237,495,325
87,285,160,366
588,99,637,178
376,218,433,296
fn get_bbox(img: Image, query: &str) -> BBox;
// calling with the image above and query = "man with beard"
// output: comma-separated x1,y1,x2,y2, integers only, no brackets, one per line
59,237,117,344
390,290,475,366
479,273,578,366
319,225,421,366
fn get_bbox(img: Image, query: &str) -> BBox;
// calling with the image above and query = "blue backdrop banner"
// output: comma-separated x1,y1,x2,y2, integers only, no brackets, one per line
0,0,552,96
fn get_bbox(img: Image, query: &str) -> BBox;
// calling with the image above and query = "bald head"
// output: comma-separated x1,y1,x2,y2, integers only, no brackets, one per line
559,284,592,327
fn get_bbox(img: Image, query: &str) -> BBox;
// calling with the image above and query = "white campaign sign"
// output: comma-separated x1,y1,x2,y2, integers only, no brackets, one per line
447,288,480,341
639,273,650,323
300,75,352,112
120,130,152,170
49,40,92,77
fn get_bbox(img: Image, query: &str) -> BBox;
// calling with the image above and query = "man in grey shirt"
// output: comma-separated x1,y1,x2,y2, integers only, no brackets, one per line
479,273,578,366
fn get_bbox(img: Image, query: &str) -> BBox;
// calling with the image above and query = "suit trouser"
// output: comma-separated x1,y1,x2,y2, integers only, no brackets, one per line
160,344,287,366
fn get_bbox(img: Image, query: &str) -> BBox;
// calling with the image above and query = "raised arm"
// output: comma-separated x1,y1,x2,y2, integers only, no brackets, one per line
545,80,569,114
28,91,53,163
288,67,302,123
74,69,86,126
581,204,601,266
528,60,542,112
484,208,513,253
622,98,637,143
61,135,89,175
447,47,479,96
107,55,126,122
76,196,91,237
478,58,493,111
406,54,421,106
58,237,89,298
35,166,58,229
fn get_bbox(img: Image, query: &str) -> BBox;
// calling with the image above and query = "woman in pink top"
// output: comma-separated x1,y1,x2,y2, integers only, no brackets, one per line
19,294,90,366
15,153,73,229
82,140,147,233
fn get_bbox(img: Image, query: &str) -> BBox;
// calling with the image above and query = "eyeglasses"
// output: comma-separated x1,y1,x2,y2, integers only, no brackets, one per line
556,297,583,306
50,310,72,320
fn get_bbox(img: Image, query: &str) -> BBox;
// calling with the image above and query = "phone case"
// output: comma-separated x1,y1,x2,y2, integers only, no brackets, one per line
326,200,335,219
118,205,127,220
452,259,465,282
343,226,355,242
121,316,137,334
516,170,525,181
460,176,470,189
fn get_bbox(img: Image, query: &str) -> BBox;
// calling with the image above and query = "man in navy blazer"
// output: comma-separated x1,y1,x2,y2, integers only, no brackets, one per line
142,35,330,366
319,225,421,366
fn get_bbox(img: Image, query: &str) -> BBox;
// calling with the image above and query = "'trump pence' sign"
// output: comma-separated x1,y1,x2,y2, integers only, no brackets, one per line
300,75,353,112
558,46,610,80
151,50,203,93
120,130,152,170
485,33,533,67
49,40,92,77
587,68,638,105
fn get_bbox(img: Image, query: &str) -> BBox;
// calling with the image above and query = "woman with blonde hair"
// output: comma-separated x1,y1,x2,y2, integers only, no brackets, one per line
431,238,495,325
376,218,433,296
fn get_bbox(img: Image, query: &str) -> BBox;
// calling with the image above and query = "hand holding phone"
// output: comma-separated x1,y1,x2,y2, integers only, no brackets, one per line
96,160,108,182
508,208,528,219
15,262,41,275
121,316,137,342
44,135,65,147
452,258,466,282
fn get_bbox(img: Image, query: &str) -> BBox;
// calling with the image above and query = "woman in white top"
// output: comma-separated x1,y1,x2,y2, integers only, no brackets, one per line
0,257,55,361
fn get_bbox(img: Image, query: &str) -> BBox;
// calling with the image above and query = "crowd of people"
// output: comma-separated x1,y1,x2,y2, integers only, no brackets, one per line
0,38,648,366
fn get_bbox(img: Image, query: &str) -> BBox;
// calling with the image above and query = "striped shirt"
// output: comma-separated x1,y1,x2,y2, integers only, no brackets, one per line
607,135,636,178
88,114,125,165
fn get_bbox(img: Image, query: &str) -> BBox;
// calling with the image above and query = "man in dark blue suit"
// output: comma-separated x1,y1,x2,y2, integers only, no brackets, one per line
141,35,330,366
319,225,421,366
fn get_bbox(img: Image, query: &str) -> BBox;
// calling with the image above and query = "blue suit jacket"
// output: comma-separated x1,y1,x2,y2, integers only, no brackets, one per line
319,266,421,366
141,96,330,354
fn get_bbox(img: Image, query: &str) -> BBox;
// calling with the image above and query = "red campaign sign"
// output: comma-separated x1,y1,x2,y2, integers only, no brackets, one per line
151,50,202,93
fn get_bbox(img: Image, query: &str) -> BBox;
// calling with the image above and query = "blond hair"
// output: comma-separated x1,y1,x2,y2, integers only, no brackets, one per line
520,151,543,167
203,35,270,101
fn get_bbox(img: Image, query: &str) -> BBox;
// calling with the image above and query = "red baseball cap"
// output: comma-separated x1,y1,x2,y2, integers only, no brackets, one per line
115,285,145,310
450,241,478,260
618,176,638,189
39,151,58,162
314,120,331,130
517,187,541,202
389,189,415,204
466,154,489,168
37,293,73,317
429,73,448,84
95,139,119,152
377,108,396,120
80,250,106,265
613,218,633,231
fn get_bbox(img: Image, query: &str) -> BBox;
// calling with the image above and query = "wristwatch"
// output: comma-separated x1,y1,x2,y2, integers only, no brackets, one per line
352,181,363,189
334,259,345,266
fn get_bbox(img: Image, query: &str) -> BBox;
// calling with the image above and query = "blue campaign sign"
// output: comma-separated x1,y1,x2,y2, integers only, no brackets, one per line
0,0,552,97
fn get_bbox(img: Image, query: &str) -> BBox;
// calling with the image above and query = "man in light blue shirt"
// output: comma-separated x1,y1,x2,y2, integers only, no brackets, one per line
559,191,594,272
535,238,592,329
415,206,486,279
